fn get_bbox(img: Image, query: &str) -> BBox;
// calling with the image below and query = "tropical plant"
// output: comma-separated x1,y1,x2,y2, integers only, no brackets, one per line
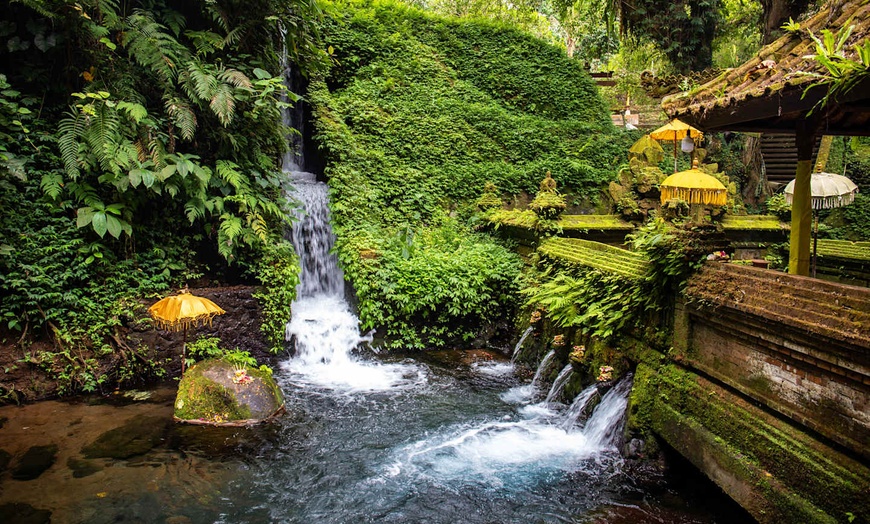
801,23,870,113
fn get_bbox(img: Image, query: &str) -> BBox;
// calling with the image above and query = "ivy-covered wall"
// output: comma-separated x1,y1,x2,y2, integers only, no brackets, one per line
308,0,634,348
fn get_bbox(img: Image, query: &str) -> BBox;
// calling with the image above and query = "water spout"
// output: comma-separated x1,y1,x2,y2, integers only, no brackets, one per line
544,364,574,403
530,350,557,390
510,327,534,363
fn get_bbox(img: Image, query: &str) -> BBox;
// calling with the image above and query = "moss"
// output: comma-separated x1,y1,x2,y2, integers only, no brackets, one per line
174,361,254,423
558,214,634,231
529,191,567,220
630,361,870,523
538,237,649,278
721,215,786,230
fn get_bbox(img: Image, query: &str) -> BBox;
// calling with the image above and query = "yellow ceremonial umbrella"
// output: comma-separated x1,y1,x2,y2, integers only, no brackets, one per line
660,166,728,222
650,119,703,173
148,289,226,373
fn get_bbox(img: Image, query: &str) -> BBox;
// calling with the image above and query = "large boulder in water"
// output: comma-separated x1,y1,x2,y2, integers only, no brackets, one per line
174,359,284,426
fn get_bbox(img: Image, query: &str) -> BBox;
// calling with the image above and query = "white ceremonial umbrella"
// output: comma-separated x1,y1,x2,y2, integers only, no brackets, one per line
784,172,859,277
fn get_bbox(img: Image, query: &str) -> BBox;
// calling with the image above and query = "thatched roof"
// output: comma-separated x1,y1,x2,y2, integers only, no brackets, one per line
662,0,870,135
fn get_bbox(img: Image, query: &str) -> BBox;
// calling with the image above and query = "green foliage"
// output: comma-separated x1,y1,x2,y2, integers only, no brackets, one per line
337,218,522,349
0,178,199,394
823,194,870,241
765,193,792,221
310,0,626,347
2,0,321,263
185,335,267,371
0,0,320,395
618,0,722,73
712,0,762,68
0,74,37,182
525,217,706,342
801,24,870,113
253,242,300,352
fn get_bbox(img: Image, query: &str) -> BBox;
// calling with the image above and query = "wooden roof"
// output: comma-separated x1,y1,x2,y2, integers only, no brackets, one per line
662,0,870,135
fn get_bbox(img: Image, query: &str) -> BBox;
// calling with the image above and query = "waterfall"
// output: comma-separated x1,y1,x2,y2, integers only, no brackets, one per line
510,327,534,363
389,375,634,485
279,61,421,392
287,172,345,298
544,364,574,403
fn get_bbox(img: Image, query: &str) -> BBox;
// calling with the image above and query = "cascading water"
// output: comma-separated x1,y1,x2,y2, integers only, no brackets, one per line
386,376,633,488
544,363,574,403
279,98,422,391
531,349,557,389
560,381,601,430
282,173,423,392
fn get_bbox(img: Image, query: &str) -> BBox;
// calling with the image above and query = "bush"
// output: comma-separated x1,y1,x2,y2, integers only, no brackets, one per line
310,0,627,346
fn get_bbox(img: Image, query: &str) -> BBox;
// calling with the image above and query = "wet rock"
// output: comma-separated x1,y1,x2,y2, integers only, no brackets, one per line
81,415,169,459
174,359,284,426
11,444,57,480
67,457,103,478
0,448,11,473
626,438,645,458
0,502,51,524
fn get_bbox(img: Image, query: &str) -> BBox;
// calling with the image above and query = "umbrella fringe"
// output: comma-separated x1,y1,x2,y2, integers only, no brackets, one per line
660,187,727,206
785,192,857,210
152,313,221,332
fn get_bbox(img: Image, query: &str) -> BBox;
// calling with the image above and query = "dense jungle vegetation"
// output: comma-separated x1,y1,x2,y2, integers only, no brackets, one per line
309,0,639,348
0,0,324,396
2,0,868,398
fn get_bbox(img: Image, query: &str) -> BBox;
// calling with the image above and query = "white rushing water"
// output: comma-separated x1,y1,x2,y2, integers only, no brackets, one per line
384,376,632,487
282,170,423,392
510,326,534,363
544,363,574,403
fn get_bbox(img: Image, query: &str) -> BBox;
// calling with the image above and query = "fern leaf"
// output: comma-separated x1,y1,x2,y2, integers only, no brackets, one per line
117,101,148,122
40,172,64,200
121,10,181,84
164,96,197,140
218,67,252,89
57,109,86,180
216,160,248,191
182,60,217,102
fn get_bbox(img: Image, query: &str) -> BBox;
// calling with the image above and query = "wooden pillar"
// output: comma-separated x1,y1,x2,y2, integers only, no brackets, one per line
788,122,817,276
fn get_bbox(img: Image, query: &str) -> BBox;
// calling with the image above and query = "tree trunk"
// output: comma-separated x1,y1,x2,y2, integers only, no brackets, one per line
760,0,813,44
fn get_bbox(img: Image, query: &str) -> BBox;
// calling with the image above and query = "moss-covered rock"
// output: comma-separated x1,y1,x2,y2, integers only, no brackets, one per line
174,359,284,426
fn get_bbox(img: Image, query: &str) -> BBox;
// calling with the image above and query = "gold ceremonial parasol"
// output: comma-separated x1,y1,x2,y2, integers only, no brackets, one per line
660,168,728,207
650,119,703,173
148,289,225,373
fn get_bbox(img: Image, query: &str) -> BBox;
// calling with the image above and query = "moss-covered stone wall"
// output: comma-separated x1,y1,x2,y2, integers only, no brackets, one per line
630,360,869,524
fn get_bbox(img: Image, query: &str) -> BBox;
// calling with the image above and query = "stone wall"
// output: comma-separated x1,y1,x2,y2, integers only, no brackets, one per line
628,262,870,524
678,263,870,458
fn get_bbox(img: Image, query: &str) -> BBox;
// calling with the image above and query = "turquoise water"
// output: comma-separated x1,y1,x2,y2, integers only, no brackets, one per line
0,349,751,524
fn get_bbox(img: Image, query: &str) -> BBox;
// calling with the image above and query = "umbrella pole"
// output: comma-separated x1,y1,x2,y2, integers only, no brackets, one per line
673,137,678,173
812,211,819,278
182,327,187,374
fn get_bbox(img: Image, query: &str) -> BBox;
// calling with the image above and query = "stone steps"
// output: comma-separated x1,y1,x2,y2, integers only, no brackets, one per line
685,263,870,347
